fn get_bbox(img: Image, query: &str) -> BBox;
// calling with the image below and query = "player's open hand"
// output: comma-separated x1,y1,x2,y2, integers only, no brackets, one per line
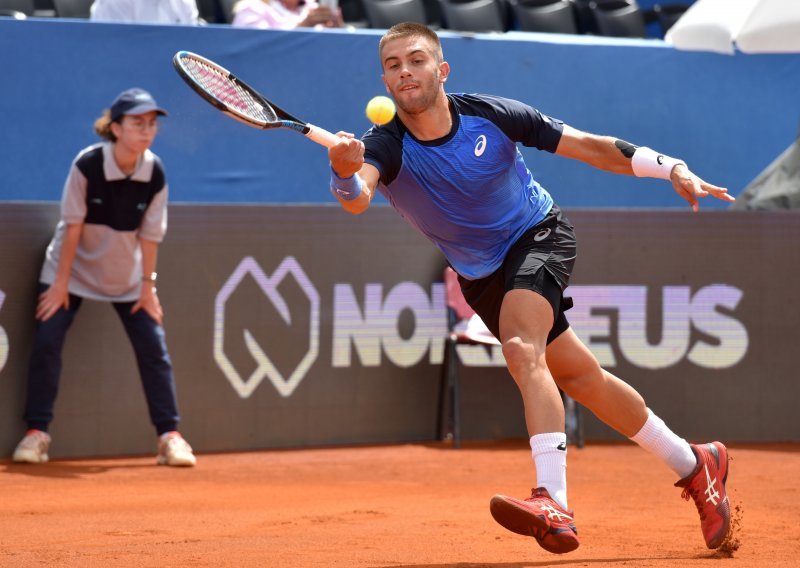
36,282,69,321
132,285,164,326
329,132,365,179
670,164,735,212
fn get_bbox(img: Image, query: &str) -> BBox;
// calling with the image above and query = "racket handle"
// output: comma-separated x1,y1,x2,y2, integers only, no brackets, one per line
305,124,341,149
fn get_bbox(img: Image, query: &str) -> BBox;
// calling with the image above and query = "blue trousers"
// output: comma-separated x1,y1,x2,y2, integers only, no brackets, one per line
23,284,180,436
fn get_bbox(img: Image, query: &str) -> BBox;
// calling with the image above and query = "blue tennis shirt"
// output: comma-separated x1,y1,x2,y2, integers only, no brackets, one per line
363,93,564,280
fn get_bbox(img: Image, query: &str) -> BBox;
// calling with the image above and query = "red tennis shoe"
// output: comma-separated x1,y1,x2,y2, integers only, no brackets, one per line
675,442,730,549
490,488,579,554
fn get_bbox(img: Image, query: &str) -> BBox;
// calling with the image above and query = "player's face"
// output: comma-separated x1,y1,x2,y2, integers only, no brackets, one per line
114,111,160,154
381,36,447,116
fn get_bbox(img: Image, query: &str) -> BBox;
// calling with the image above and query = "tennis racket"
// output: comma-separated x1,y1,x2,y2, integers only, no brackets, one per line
172,51,340,148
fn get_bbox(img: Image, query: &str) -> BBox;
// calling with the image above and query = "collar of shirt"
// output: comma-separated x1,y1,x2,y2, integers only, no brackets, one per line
101,141,155,182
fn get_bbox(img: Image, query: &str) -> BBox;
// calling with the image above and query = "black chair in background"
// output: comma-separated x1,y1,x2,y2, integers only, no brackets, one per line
219,0,236,22
196,0,224,23
438,0,507,32
362,0,428,28
570,0,597,33
0,0,34,16
32,0,56,16
651,2,689,35
510,0,577,34
571,0,640,35
589,0,645,37
340,0,368,26
51,0,92,18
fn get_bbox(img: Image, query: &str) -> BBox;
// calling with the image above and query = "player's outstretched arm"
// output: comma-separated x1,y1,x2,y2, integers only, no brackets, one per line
328,133,379,215
555,125,735,211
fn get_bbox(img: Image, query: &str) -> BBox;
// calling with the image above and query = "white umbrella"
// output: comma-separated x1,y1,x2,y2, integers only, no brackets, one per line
665,0,800,55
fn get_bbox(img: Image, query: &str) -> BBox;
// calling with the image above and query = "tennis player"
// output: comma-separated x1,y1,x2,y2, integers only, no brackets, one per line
12,88,196,468
328,23,734,554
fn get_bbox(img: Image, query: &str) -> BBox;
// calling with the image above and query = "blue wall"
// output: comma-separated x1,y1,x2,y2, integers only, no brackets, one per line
1,19,798,208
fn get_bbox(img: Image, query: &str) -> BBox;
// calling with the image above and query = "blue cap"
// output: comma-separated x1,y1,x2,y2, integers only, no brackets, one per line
110,88,168,122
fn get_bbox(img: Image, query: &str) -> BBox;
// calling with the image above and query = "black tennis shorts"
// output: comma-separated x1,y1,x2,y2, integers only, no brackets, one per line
457,204,577,344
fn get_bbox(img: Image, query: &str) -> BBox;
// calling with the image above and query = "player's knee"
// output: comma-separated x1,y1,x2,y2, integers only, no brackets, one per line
502,336,546,375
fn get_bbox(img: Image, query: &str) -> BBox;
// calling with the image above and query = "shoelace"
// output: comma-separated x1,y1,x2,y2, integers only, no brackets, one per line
681,486,706,521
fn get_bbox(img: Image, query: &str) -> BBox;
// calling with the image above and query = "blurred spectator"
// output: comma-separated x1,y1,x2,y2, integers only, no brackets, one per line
90,0,200,24
231,0,343,29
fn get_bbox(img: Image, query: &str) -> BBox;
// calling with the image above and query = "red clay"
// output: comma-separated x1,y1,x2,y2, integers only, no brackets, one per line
2,441,798,567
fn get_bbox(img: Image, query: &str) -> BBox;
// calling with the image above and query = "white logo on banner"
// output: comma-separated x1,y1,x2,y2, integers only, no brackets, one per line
213,266,748,397
332,282,447,368
566,285,748,369
214,257,319,398
331,284,748,371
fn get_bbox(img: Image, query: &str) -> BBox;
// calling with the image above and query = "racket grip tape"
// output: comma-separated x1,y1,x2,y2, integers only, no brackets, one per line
306,125,342,149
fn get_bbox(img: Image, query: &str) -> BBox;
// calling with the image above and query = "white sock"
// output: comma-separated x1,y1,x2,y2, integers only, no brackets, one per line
530,432,568,510
630,408,697,479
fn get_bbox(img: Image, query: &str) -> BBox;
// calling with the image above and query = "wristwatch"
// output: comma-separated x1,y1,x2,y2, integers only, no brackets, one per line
142,272,158,283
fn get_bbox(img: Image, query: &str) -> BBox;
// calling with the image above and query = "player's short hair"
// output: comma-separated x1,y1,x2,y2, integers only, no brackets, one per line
379,23,443,65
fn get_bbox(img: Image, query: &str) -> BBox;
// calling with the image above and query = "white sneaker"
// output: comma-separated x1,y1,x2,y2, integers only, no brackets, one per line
157,432,196,467
12,430,51,464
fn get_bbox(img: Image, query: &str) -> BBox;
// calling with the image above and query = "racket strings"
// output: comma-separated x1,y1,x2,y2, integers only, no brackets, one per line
183,57,277,124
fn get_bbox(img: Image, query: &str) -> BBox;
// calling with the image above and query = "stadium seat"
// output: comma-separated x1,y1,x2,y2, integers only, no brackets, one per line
196,0,224,23
438,267,585,449
219,0,236,22
588,0,646,38
362,0,428,29
510,0,578,34
651,2,690,35
0,0,34,16
340,0,368,27
52,0,92,18
437,0,507,32
572,0,637,34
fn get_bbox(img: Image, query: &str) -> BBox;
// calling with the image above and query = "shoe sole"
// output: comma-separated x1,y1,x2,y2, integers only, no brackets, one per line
157,457,196,467
12,452,49,464
490,495,579,554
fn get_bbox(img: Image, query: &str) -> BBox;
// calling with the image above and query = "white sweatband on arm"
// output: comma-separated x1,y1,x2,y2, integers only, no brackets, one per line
631,147,685,180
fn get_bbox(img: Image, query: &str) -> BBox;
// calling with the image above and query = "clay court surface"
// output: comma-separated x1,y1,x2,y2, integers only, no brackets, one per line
2,441,798,567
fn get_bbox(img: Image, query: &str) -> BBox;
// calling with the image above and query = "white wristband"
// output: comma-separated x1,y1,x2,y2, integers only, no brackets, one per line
631,147,685,180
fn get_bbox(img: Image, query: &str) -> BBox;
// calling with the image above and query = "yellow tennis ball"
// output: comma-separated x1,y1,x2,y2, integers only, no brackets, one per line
366,96,396,125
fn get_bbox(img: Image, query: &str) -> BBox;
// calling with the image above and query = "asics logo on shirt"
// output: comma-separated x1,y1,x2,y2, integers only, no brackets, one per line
474,135,487,157
534,228,551,241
